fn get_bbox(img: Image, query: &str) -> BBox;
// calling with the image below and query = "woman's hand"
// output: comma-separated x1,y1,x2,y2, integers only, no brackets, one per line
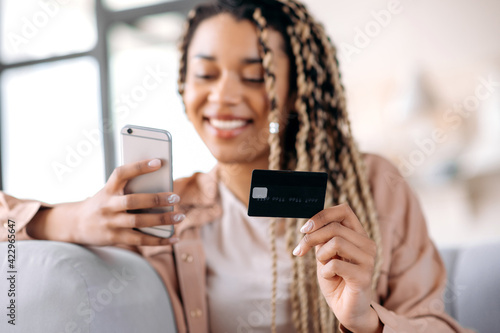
28,159,184,247
292,203,383,333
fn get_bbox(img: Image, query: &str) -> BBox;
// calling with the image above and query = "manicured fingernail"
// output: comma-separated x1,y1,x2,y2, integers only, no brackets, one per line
168,237,180,243
300,219,314,233
167,194,180,204
148,159,161,168
173,213,185,223
293,244,301,256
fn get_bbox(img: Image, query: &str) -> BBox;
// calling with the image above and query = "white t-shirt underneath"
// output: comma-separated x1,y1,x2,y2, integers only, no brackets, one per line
201,181,297,333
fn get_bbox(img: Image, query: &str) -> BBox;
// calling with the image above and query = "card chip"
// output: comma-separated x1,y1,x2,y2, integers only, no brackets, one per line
252,187,268,199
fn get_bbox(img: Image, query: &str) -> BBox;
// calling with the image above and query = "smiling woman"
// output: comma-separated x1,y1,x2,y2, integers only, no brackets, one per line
174,2,387,331
0,0,477,333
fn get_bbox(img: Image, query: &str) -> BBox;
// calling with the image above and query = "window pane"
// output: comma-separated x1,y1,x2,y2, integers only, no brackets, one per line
108,14,216,180
1,57,105,203
104,0,175,11
1,0,97,64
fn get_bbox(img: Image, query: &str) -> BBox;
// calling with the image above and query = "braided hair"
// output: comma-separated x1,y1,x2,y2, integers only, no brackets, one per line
177,1,383,332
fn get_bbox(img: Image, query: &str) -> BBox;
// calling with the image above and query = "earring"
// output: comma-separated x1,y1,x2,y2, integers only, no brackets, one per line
269,122,280,134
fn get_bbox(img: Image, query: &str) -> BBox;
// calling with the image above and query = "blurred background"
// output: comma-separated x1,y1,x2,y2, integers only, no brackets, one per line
1,0,499,247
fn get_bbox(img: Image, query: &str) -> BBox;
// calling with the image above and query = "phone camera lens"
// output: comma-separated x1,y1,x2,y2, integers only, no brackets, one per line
127,128,133,134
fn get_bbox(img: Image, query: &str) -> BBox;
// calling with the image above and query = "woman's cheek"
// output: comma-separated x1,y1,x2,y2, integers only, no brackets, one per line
183,85,204,120
250,89,269,115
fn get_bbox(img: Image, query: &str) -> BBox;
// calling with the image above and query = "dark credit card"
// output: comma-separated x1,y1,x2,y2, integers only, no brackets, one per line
247,169,328,219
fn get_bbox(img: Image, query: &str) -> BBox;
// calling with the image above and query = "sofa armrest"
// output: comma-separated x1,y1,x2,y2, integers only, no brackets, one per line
0,240,177,333
439,240,500,333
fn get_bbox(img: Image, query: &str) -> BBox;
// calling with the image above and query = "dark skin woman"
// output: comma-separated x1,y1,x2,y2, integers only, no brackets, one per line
1,1,473,332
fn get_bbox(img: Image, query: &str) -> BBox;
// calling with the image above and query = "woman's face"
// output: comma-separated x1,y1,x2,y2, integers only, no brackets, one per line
183,13,290,166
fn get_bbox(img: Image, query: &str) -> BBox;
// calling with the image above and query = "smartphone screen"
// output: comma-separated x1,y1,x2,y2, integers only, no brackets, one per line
121,125,174,238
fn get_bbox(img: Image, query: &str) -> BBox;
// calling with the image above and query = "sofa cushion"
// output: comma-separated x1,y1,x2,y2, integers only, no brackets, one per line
440,241,500,333
0,240,177,333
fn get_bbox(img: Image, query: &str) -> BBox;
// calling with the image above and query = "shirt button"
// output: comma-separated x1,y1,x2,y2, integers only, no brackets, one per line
181,253,193,263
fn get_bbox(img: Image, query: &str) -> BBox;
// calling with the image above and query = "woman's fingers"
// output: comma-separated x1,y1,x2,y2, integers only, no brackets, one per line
293,220,373,257
300,203,367,236
107,159,162,192
318,258,372,289
108,192,180,212
109,211,185,229
68,159,186,247
107,228,179,246
315,236,375,268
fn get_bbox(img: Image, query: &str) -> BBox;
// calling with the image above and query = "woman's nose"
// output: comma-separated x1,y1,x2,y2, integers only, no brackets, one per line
208,72,242,104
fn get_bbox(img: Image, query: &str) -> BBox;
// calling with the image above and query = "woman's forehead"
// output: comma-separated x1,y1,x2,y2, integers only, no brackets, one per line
187,13,286,61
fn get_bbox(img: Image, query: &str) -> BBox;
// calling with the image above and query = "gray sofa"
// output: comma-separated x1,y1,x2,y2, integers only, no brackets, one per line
1,240,499,333
0,241,177,333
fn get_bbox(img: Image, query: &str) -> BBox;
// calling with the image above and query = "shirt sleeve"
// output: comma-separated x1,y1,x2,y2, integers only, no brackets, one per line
0,191,53,241
362,154,475,333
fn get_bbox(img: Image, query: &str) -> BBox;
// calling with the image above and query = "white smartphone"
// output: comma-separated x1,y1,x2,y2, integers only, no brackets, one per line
120,125,175,238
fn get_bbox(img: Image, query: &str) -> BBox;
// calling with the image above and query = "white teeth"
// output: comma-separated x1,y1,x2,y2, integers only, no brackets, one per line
209,118,247,130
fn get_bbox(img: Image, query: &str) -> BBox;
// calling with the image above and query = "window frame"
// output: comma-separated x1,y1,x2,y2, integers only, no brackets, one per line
0,0,205,190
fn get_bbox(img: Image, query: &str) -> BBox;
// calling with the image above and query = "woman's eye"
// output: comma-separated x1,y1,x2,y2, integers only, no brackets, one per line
243,77,264,83
195,74,215,80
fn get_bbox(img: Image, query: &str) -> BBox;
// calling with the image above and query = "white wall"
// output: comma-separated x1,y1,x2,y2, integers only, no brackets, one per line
303,0,500,246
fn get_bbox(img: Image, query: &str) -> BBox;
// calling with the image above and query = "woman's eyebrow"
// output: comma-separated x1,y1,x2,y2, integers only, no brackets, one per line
193,54,262,64
193,54,215,61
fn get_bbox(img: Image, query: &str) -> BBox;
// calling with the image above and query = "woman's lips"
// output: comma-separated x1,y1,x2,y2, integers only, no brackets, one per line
204,117,252,139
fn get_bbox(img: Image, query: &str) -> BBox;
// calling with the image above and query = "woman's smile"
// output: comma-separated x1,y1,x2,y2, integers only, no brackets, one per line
204,116,253,139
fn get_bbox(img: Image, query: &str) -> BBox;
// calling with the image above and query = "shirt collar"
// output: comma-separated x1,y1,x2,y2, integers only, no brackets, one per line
174,165,223,236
